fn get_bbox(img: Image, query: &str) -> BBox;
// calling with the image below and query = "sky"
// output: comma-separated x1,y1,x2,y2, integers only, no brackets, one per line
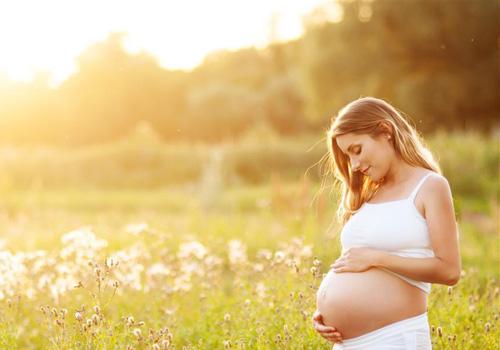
0,0,342,87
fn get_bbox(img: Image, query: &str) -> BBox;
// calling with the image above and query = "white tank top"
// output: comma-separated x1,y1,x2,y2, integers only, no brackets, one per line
340,172,438,294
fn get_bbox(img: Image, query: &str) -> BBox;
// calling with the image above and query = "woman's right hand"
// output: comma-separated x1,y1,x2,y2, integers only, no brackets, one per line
312,309,344,344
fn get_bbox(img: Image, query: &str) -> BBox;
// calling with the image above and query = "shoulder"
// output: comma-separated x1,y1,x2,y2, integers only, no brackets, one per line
423,172,451,194
421,172,453,209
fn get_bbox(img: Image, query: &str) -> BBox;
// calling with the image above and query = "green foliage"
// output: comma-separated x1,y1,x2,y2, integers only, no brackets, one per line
0,131,496,207
0,1,498,145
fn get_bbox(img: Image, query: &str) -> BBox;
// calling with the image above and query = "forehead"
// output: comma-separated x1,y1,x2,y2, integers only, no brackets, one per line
335,133,370,153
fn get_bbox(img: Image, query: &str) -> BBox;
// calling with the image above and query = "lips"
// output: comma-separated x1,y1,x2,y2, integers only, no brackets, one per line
361,166,371,175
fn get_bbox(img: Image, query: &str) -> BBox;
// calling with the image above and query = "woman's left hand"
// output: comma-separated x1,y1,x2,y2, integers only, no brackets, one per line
330,247,382,273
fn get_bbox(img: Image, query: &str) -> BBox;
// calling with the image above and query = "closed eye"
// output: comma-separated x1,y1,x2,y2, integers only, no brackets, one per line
345,148,361,160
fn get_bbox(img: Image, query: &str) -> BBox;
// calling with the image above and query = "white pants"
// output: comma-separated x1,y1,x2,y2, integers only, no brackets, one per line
332,312,432,350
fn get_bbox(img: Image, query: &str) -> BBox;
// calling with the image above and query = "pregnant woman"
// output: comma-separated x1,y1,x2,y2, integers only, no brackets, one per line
312,97,462,349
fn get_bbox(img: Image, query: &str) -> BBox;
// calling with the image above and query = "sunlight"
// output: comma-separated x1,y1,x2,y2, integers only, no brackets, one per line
0,0,336,87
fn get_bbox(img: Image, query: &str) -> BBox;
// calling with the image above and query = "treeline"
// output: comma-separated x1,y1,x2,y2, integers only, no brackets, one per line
0,0,498,146
0,131,497,198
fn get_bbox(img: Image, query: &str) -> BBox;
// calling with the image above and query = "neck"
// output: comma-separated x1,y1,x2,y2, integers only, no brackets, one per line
381,159,416,187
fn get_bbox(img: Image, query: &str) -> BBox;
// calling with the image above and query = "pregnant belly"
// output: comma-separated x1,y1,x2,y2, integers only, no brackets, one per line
316,267,427,339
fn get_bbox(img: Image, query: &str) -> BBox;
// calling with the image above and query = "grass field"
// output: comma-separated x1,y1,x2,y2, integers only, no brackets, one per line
0,179,498,349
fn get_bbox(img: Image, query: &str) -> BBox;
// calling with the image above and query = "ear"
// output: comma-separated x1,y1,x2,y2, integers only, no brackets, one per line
378,121,393,139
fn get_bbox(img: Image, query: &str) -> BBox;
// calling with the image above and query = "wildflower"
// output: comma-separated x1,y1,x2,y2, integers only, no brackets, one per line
255,283,267,299
437,326,443,337
257,249,273,260
126,316,135,326
91,314,99,325
224,313,231,322
161,339,170,349
105,257,114,268
485,322,491,332
244,299,251,306
228,239,248,266
178,241,207,260
223,340,231,349
274,251,285,263
275,334,282,343
132,328,142,339
447,286,453,295
93,305,100,315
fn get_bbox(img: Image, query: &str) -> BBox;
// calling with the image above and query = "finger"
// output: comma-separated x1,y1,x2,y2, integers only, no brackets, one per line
317,328,336,335
312,318,334,329
327,335,343,344
327,336,342,344
323,334,336,341
315,326,336,335
315,325,336,334
316,324,336,332
328,331,342,338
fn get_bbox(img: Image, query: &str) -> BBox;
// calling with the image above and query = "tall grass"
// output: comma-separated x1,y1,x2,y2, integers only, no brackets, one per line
0,131,497,348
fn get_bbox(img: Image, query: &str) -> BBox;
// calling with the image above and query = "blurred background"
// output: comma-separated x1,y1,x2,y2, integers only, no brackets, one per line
0,0,498,242
0,1,498,348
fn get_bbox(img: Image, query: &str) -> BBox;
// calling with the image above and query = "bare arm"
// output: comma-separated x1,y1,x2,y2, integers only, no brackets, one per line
373,175,462,285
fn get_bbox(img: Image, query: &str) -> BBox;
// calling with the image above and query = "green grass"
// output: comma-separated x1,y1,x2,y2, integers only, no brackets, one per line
0,182,497,349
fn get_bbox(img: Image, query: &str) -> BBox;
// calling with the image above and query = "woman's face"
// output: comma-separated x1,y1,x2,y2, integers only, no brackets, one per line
335,132,394,182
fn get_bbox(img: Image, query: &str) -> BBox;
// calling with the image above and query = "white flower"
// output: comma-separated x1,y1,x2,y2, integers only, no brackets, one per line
227,240,248,266
178,241,207,260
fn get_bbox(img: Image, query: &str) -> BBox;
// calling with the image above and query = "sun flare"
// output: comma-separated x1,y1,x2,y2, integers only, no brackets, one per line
0,0,341,87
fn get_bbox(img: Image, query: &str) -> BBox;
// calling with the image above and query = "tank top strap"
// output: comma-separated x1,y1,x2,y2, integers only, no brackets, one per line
408,172,435,202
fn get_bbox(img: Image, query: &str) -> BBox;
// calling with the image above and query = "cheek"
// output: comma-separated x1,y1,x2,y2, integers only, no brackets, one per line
363,150,375,164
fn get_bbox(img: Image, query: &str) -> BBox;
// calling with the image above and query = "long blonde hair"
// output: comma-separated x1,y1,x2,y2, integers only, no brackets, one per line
322,96,441,226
